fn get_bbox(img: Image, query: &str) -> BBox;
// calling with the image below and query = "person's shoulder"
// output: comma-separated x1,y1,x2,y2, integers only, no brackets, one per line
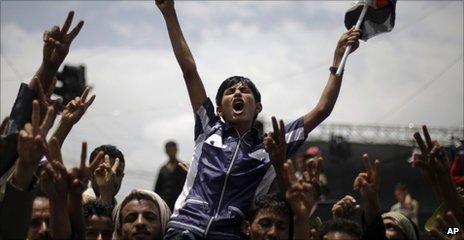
390,202,401,210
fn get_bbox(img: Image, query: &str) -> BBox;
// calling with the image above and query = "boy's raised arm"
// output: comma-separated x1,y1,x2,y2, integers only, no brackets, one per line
156,0,207,112
303,28,361,135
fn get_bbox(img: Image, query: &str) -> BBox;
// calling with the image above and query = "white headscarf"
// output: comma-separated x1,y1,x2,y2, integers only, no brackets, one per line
112,189,171,240
382,211,418,240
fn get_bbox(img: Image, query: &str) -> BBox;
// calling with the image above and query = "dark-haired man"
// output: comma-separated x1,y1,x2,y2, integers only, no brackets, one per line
27,196,51,240
83,200,113,240
242,194,293,240
318,218,362,240
154,141,187,211
83,144,125,206
156,0,361,238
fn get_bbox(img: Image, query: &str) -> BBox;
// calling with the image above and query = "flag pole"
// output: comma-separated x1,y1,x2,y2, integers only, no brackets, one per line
336,3,368,76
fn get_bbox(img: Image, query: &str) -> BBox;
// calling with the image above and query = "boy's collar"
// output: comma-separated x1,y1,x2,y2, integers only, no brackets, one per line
222,121,262,146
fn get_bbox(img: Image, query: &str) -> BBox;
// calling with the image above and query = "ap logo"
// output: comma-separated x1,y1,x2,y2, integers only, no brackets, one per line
447,227,460,235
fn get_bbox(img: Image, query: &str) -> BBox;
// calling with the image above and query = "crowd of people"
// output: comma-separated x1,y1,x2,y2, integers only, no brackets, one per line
0,0,463,239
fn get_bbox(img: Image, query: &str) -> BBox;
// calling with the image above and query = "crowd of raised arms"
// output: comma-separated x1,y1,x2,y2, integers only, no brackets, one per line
0,1,463,240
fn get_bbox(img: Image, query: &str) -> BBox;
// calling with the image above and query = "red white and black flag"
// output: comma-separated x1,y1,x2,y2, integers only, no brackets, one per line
345,0,397,41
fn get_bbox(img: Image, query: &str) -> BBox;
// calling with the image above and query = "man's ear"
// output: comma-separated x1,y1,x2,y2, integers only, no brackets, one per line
216,106,223,117
256,102,262,114
241,220,251,237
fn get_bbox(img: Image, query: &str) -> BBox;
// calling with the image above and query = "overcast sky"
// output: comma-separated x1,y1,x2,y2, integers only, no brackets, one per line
1,1,462,200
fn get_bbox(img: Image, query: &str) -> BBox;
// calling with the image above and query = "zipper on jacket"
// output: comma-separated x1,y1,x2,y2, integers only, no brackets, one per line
204,130,248,237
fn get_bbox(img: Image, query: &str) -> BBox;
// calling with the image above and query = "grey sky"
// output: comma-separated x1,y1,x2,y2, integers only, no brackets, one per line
1,1,462,200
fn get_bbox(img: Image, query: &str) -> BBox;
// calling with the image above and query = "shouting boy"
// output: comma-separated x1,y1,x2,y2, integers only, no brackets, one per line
156,0,362,239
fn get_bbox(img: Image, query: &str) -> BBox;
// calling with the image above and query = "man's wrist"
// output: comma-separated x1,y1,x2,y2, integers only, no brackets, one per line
13,161,36,190
162,8,176,18
332,48,343,66
57,121,74,133
99,191,114,204
34,63,57,89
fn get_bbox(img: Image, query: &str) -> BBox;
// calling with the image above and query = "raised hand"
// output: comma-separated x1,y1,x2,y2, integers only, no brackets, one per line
32,76,63,116
60,87,95,127
264,116,286,166
304,157,322,184
93,155,120,204
155,0,174,14
68,142,104,196
40,138,69,200
333,27,362,66
413,125,450,184
331,195,360,220
430,211,463,240
354,154,380,203
283,159,318,240
41,161,68,202
42,11,84,71
17,101,55,163
13,100,55,190
283,159,317,217
39,138,71,239
413,125,463,225
353,154,381,224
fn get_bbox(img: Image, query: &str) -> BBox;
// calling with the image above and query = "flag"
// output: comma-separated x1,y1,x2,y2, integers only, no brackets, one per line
345,0,397,41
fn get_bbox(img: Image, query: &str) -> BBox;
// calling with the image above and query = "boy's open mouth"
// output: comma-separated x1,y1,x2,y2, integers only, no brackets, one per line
232,99,245,114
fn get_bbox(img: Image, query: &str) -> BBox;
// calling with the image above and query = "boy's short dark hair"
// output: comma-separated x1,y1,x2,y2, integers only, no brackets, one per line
215,76,261,106
89,144,125,165
318,218,362,240
247,194,293,238
83,199,113,219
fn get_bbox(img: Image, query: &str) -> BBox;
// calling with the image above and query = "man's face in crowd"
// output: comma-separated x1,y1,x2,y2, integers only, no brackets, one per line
323,232,359,240
85,214,113,240
249,209,290,240
218,82,262,127
394,188,407,203
165,145,177,159
91,155,125,197
383,218,406,240
28,197,51,240
121,199,161,240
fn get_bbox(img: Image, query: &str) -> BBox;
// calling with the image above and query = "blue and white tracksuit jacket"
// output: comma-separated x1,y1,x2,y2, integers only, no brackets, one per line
167,98,307,239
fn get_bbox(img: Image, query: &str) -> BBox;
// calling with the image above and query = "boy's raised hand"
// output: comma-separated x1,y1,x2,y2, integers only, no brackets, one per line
68,142,104,196
42,11,84,71
353,154,381,224
40,138,68,201
353,154,380,203
412,125,450,183
331,195,360,220
18,101,55,162
264,116,286,167
93,155,121,204
283,159,317,216
333,27,362,66
61,87,96,127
